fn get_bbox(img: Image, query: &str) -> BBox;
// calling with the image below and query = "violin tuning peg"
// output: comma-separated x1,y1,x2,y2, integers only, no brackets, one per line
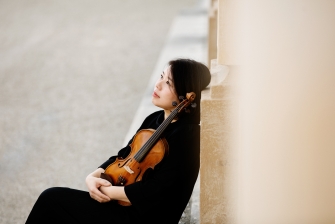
179,96,184,100
172,101,178,106
191,103,197,108
184,108,190,113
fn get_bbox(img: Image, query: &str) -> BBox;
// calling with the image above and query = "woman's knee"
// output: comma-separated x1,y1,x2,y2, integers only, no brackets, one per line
38,187,68,200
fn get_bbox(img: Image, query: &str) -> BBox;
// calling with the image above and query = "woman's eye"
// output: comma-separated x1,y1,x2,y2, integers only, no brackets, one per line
160,74,163,79
166,81,170,85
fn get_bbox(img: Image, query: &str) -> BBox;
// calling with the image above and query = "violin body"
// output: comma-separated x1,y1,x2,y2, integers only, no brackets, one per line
103,129,169,206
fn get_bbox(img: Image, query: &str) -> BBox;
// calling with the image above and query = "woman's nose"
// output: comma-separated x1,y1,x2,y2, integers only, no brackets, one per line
155,79,162,90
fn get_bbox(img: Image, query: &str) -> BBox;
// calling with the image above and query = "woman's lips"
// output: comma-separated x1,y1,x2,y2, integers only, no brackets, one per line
152,91,160,98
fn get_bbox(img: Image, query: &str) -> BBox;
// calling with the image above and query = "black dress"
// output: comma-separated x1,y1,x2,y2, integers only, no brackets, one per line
26,110,200,224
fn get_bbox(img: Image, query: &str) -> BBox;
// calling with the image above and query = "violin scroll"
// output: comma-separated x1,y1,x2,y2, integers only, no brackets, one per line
175,92,196,114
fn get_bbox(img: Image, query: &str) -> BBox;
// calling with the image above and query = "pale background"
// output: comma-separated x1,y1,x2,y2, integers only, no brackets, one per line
0,0,199,223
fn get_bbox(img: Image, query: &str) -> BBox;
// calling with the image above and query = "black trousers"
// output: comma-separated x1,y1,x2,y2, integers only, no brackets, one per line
25,187,136,224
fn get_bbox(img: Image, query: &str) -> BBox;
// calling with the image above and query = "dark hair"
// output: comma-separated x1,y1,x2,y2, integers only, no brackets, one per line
169,58,211,124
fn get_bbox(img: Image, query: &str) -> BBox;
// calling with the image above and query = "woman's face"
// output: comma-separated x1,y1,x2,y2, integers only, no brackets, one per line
152,66,179,111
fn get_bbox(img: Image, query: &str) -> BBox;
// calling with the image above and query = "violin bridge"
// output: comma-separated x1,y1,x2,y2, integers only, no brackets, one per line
124,165,134,174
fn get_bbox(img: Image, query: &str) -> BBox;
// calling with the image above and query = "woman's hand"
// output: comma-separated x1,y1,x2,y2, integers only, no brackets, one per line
100,185,130,203
85,168,112,203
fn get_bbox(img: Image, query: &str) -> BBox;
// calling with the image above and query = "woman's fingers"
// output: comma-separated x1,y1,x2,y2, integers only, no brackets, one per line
90,188,111,203
90,194,108,203
92,194,109,203
86,175,112,203
98,178,112,187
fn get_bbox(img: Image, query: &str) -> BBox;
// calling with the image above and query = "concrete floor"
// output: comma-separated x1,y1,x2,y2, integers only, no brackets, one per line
0,0,197,223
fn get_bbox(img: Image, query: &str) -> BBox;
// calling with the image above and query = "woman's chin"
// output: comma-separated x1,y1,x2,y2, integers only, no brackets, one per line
151,99,160,108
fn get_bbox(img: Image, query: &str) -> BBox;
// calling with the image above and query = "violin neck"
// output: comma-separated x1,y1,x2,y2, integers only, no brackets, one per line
134,110,178,162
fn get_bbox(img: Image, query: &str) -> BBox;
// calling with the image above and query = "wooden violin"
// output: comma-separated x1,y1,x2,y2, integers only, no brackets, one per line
100,92,196,206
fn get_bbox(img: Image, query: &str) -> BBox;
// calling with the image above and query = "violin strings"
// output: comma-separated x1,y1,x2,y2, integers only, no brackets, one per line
134,103,182,161
134,111,175,161
135,109,176,160
135,95,194,161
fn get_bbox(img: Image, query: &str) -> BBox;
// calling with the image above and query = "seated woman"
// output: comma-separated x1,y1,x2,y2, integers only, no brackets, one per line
25,58,211,224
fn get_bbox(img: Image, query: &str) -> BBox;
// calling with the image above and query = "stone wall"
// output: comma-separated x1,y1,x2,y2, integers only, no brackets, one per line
200,0,335,223
200,60,231,223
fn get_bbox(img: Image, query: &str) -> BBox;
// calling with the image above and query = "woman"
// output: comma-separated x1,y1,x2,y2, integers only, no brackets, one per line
26,58,211,224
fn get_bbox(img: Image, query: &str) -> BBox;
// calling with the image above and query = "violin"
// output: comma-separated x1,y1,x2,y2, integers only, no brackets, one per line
100,92,196,206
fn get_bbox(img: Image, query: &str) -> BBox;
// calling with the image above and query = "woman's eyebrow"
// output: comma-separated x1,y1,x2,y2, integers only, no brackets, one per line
162,71,173,83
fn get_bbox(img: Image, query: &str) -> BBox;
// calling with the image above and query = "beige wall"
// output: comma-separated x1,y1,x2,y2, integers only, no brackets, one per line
201,0,335,223
207,0,218,66
200,60,231,223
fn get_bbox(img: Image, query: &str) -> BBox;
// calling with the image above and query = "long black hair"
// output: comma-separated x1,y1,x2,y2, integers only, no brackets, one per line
169,58,211,124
